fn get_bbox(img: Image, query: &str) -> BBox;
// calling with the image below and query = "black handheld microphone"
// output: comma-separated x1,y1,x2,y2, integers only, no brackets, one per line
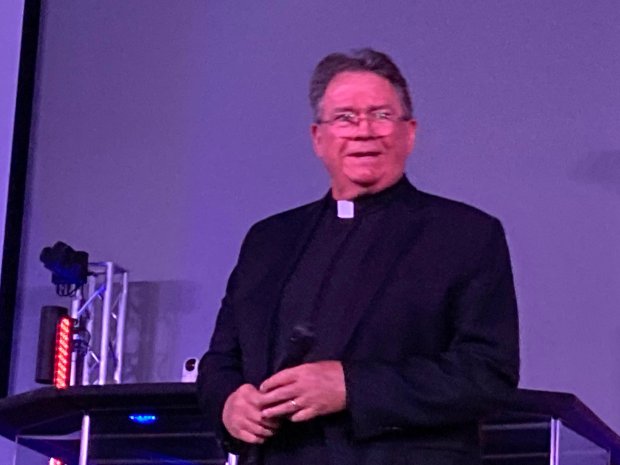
276,324,316,371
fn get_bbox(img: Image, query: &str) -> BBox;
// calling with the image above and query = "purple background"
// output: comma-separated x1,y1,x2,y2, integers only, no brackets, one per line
3,1,620,460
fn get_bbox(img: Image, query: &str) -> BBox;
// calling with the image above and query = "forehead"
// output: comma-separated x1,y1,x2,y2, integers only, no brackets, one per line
322,71,400,111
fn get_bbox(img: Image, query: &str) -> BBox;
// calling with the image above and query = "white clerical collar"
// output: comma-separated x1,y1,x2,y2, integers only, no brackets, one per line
336,200,354,219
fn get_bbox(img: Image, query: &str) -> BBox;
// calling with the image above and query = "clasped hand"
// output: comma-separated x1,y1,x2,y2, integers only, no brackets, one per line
222,360,346,444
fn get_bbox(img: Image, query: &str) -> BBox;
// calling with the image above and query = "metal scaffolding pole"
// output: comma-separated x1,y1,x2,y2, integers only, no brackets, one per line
114,272,128,383
98,262,114,386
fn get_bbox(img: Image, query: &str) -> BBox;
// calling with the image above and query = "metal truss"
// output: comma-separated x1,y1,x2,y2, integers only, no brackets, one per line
69,262,128,387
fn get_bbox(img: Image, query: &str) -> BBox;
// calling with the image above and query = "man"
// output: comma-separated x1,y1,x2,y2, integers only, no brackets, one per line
197,49,519,465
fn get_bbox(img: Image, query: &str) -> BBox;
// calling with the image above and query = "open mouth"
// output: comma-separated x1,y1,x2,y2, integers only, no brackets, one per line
348,151,381,158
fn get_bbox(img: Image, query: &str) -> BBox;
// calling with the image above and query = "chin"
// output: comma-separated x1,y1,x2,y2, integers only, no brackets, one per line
352,178,379,188
345,169,384,187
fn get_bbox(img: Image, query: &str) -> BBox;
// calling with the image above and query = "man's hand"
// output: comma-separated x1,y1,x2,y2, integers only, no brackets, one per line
259,361,346,422
222,384,279,444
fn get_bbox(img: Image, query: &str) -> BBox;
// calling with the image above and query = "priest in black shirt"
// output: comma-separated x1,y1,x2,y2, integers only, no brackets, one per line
197,48,520,465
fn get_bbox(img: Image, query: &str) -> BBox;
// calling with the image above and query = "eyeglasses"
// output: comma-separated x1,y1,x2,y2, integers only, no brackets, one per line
317,109,411,137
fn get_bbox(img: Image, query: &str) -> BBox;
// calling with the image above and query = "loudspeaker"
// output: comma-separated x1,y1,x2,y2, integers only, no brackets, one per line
35,306,69,384
181,357,198,382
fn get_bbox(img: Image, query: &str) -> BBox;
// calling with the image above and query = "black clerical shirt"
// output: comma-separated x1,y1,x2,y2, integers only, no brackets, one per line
266,176,412,464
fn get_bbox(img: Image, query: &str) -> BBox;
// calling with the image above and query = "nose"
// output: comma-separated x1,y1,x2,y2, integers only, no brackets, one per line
352,115,378,138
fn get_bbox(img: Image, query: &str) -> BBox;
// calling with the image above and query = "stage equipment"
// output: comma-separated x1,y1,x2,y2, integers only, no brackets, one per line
128,414,158,424
37,256,129,387
40,242,89,296
53,315,73,389
35,306,69,384
71,261,128,387
181,357,198,382
37,243,129,465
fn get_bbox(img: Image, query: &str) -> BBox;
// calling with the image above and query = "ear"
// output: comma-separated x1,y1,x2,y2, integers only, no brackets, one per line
406,119,417,153
310,123,324,159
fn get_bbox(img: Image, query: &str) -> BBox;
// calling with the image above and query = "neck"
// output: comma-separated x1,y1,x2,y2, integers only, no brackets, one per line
331,185,370,200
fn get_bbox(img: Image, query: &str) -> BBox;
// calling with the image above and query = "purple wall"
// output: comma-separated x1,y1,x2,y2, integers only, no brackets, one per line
7,3,620,461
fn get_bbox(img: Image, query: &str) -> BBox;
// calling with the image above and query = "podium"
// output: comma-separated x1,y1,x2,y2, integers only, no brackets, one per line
483,389,619,464
0,383,224,464
0,383,618,464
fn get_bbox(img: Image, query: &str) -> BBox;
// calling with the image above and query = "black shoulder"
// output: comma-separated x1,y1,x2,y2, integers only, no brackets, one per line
416,189,502,230
411,189,508,266
238,198,324,250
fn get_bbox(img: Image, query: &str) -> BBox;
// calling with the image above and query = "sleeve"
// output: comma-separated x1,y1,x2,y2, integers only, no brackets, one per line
196,230,254,453
343,218,520,440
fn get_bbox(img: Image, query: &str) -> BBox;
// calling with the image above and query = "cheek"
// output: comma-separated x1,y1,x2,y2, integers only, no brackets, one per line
318,136,345,162
387,134,413,164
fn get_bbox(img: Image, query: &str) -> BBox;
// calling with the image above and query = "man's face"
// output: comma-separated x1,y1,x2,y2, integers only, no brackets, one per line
311,71,416,198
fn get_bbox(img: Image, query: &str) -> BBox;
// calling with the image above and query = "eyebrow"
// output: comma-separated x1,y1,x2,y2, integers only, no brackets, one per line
330,104,394,113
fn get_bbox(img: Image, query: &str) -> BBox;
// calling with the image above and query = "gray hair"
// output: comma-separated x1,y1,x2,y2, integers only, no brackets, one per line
309,48,413,122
